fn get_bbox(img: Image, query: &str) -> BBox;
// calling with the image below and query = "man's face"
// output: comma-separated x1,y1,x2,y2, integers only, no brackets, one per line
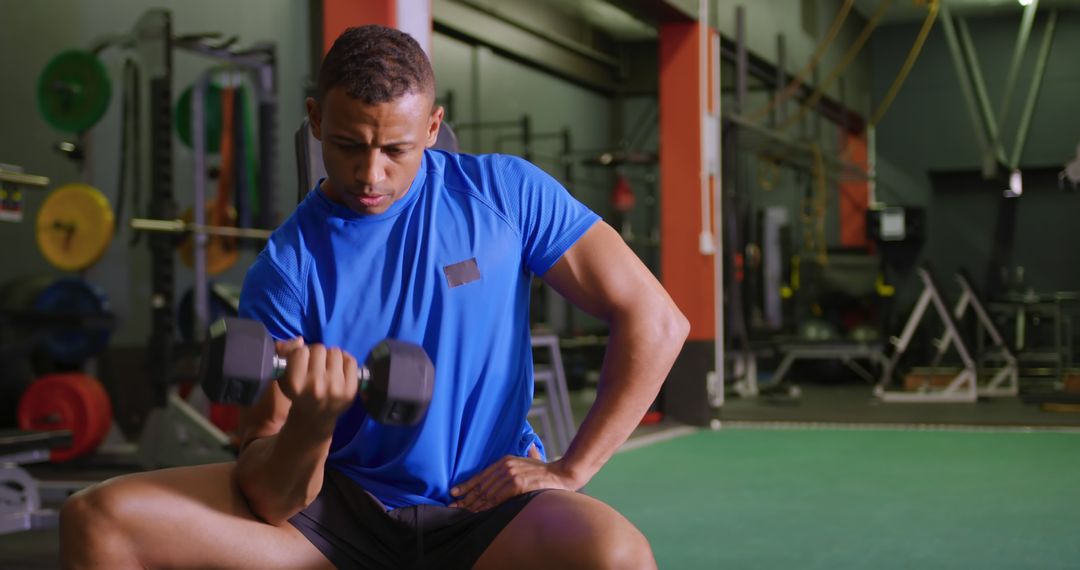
307,87,442,215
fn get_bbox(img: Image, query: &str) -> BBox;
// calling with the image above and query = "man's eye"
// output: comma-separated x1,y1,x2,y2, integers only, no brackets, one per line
385,148,405,157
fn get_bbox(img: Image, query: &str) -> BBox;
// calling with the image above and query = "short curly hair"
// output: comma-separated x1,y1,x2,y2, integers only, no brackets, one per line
318,25,435,104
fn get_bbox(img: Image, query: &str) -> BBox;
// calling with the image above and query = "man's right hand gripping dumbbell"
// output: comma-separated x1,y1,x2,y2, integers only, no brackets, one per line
200,317,434,425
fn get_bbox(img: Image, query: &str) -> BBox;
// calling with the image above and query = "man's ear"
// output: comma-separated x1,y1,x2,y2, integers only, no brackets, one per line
426,105,445,147
306,96,323,140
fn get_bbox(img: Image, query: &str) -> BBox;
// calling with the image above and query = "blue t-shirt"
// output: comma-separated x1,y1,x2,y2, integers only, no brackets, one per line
238,150,599,509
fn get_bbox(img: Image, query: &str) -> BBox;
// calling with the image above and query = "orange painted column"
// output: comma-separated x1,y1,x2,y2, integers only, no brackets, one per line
320,0,431,55
839,132,869,248
660,21,715,340
659,21,721,425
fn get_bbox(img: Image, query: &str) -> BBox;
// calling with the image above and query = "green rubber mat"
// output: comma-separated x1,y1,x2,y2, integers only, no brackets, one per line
587,428,1080,569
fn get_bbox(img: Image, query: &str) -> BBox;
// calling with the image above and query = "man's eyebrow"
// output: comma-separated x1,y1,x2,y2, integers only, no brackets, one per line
329,135,415,147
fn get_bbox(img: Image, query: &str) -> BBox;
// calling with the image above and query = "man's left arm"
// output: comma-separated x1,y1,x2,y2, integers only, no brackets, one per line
451,221,689,510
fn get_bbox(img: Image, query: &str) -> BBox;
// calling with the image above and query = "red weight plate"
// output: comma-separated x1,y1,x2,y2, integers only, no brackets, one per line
17,373,113,462
209,403,240,434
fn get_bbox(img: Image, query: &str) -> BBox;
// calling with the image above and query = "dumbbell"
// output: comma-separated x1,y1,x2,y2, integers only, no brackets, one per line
199,317,434,425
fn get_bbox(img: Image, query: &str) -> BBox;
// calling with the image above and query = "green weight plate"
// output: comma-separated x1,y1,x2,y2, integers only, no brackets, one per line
175,83,227,153
37,50,111,133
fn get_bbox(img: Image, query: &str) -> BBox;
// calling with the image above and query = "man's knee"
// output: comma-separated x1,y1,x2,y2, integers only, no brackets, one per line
60,479,136,561
583,520,656,570
530,492,656,570
62,480,123,529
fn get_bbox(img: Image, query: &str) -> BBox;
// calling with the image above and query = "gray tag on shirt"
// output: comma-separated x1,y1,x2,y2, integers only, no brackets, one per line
444,258,481,288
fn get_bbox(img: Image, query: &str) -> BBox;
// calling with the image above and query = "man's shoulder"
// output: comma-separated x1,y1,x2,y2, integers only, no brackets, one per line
426,150,539,187
254,205,313,282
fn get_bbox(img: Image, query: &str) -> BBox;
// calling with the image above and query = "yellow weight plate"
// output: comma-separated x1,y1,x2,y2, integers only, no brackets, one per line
36,183,115,271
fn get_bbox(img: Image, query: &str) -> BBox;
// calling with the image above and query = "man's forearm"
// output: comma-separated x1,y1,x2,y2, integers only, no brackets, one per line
558,305,688,486
235,416,333,525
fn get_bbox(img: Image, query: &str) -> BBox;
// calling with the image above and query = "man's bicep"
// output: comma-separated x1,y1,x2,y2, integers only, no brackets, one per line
540,222,671,321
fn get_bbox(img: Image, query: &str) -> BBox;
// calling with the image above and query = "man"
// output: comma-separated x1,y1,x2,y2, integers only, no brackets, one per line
60,25,688,569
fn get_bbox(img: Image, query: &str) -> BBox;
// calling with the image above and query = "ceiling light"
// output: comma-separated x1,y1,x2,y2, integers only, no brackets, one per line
1005,169,1023,198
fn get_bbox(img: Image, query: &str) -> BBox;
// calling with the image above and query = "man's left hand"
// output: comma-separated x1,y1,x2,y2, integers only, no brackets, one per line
450,446,579,512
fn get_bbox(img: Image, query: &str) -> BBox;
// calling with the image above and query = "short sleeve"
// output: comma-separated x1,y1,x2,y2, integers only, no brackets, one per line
238,252,305,341
495,155,600,275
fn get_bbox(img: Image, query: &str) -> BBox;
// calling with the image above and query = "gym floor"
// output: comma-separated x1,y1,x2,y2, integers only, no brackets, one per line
4,381,1079,569
589,425,1080,569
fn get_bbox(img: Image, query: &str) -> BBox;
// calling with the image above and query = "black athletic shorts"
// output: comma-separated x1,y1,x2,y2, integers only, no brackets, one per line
288,467,546,570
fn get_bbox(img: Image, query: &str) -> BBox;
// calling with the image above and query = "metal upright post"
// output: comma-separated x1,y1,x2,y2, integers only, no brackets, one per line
137,10,175,407
735,6,747,115
192,73,211,344
775,33,787,126
256,46,278,229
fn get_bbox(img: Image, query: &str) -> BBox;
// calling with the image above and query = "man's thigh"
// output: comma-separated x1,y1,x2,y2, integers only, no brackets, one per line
61,462,332,570
474,490,656,570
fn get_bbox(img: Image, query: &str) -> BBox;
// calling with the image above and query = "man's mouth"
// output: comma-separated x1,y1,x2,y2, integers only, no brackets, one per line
350,193,389,208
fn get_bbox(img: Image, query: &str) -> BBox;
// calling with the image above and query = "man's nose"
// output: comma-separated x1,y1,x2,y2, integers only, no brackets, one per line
356,152,386,187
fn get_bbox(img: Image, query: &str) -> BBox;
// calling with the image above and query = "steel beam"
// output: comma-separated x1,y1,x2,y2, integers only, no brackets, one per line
718,36,864,132
998,0,1039,132
1011,10,1058,169
956,17,1007,166
939,5,995,175
433,0,621,93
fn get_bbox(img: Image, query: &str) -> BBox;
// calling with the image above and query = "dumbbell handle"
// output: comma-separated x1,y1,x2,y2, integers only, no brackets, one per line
270,355,373,385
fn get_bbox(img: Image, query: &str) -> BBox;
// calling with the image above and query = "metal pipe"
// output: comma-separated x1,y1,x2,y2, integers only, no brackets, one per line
130,218,273,239
956,17,1007,165
451,120,523,130
724,113,868,181
175,39,274,70
192,72,210,343
0,169,49,187
561,127,573,195
1011,10,1058,170
735,5,747,114
775,33,786,126
471,45,482,150
868,125,877,206
998,0,1039,132
521,114,532,162
939,5,993,173
451,0,620,67
711,26,725,410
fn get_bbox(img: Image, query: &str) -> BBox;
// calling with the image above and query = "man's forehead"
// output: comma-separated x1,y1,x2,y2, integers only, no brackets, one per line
322,93,429,128
323,86,434,112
